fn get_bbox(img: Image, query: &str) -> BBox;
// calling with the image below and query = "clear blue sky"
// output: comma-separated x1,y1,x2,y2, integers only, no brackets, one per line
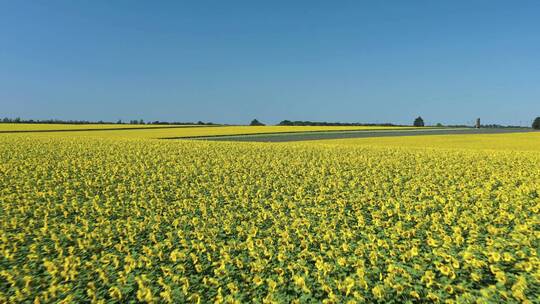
1,1,539,125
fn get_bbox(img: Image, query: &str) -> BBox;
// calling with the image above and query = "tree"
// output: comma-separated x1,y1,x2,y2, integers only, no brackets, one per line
250,119,265,126
533,117,540,130
278,120,292,126
413,116,425,127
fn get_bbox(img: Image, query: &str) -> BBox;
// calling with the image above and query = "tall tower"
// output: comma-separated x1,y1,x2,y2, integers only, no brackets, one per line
475,118,481,128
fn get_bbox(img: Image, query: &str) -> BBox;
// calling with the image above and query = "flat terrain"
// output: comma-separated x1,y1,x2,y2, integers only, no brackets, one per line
190,127,534,142
0,124,419,138
311,131,540,151
1,128,539,303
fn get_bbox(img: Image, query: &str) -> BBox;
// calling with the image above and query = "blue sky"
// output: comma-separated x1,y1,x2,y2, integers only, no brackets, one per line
1,1,539,125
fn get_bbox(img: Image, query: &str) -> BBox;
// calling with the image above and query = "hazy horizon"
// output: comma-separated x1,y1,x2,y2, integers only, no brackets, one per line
2,1,539,126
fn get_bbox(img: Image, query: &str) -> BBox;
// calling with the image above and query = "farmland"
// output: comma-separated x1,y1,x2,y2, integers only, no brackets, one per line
191,128,531,142
0,127,539,303
0,125,420,139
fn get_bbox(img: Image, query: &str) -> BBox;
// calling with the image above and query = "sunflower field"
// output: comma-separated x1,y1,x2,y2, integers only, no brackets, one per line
0,133,539,303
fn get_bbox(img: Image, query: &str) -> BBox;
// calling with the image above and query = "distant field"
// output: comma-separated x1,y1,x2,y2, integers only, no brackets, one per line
3,125,420,138
190,128,532,142
308,131,540,151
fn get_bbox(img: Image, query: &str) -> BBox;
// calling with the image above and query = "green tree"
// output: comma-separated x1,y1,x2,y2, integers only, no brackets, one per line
413,116,425,127
250,119,265,126
278,120,292,126
533,117,540,130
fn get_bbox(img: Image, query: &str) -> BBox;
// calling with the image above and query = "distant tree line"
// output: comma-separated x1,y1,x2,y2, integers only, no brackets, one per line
3,116,538,128
0,117,218,125
143,120,218,125
414,116,533,128
445,124,471,128
277,120,399,127
480,124,527,129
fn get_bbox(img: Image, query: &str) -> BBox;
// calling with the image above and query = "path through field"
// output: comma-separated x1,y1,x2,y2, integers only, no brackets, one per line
180,128,534,142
